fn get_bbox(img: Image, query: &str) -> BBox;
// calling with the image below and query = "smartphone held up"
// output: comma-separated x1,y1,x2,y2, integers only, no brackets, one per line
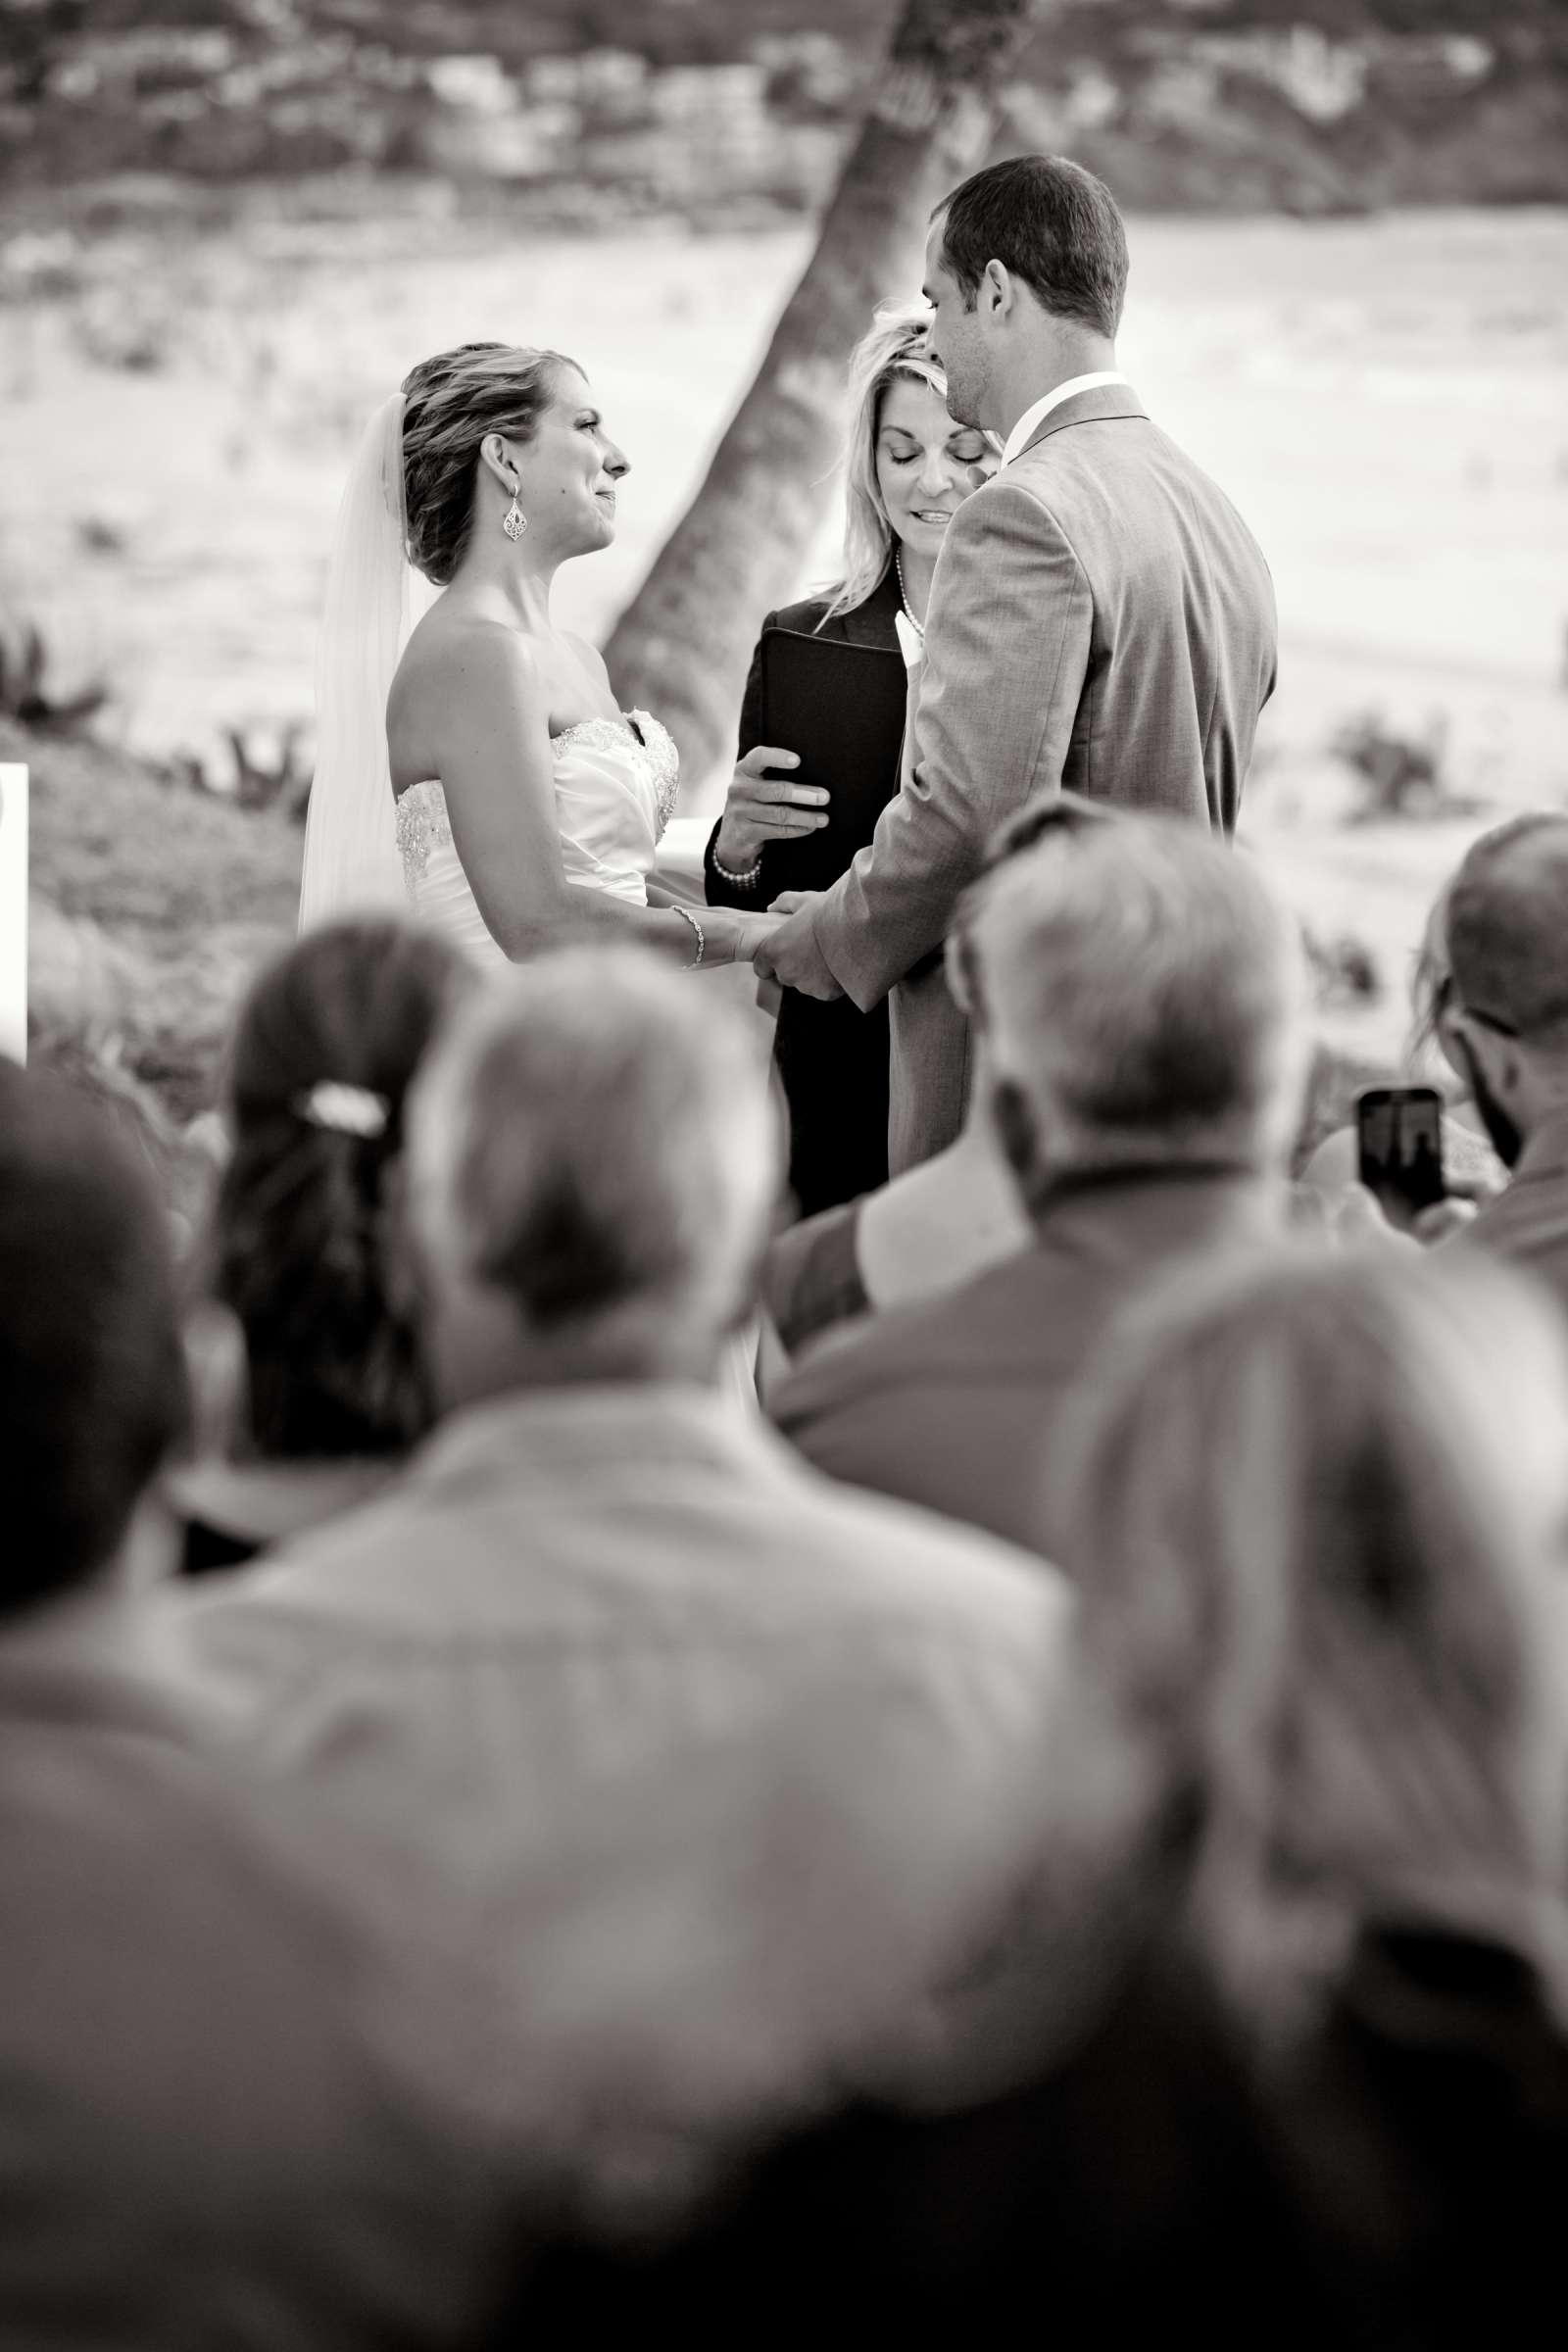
1357,1086,1446,1232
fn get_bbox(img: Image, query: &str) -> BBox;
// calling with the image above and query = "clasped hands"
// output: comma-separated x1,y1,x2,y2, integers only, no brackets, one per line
749,890,843,1000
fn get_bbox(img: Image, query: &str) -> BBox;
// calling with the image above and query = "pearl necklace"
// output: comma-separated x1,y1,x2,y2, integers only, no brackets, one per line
894,549,925,640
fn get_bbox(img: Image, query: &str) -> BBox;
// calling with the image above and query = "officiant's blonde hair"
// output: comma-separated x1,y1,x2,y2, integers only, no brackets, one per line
821,304,967,624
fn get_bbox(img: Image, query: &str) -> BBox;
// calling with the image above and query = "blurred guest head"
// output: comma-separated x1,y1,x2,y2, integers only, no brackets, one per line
1293,859,1513,1209
0,1060,187,1614
401,341,624,582
1059,1246,1568,2019
1405,881,1458,1076
1442,811,1568,1170
827,302,996,617
1403,825,1553,1089
925,154,1128,433
211,916,471,1461
946,787,1118,1027
972,816,1309,1217
408,947,778,1396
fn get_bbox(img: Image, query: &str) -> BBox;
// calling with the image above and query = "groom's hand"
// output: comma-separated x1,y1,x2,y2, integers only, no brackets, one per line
754,895,844,1000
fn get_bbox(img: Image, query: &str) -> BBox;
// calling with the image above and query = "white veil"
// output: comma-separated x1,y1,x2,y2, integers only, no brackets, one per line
299,391,436,930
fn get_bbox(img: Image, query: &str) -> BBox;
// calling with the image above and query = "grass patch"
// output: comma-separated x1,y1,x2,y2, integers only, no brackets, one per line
16,717,299,1126
19,717,300,944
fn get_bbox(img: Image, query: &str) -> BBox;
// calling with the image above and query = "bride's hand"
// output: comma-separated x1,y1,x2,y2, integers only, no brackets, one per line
698,906,786,967
713,747,829,872
734,909,787,965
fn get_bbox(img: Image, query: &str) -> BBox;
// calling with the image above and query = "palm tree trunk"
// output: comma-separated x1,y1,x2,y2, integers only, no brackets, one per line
606,0,1043,793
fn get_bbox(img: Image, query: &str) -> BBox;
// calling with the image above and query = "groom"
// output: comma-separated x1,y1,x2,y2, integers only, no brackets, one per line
756,154,1278,1174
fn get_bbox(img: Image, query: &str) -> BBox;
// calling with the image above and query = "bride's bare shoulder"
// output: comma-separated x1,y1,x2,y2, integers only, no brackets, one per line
402,601,541,677
391,606,545,726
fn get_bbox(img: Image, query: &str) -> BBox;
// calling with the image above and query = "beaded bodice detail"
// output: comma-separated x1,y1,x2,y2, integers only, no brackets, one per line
577,710,681,831
394,710,680,889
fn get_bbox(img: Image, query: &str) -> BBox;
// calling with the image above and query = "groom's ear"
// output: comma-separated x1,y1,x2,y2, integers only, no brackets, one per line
981,259,1013,321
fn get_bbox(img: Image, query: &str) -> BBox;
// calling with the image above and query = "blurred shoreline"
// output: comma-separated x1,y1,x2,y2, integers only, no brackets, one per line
8,5,1566,217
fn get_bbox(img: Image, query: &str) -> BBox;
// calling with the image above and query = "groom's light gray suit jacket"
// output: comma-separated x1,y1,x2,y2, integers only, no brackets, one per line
810,382,1278,1174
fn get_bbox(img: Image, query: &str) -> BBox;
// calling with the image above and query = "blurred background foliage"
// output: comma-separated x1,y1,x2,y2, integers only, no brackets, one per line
3,0,1566,215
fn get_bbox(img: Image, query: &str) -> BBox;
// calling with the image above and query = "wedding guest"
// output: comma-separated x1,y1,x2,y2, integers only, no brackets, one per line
514,1249,1568,2348
759,788,1114,1367
1439,810,1568,1315
24,1022,218,1246
772,814,1307,1554
760,1070,1026,1368
706,305,997,1214
1050,1246,1568,2345
0,1061,514,2347
759,153,1278,1174
172,915,472,1573
1297,865,1504,1203
184,949,1067,2185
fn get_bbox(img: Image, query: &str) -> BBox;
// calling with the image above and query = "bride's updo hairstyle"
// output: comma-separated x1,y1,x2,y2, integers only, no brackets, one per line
401,340,576,585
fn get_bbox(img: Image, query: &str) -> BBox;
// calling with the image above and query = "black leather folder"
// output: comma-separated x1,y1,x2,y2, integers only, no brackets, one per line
755,626,910,897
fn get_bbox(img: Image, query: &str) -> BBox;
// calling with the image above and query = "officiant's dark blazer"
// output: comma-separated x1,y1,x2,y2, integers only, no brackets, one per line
810,383,1279,1175
706,564,905,1216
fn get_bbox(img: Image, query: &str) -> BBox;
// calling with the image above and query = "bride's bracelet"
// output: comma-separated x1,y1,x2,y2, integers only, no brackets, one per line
671,903,706,968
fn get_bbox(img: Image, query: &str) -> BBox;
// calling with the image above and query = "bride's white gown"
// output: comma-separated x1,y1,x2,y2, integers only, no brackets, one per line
393,710,680,958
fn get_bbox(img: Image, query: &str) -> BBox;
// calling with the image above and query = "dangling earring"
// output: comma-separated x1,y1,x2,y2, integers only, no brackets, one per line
502,477,528,542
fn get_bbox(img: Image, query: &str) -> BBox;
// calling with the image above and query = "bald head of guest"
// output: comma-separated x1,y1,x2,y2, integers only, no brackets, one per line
1443,812,1568,1170
0,1061,188,1615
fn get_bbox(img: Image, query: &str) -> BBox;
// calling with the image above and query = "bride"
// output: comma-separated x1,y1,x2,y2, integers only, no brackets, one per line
300,339,781,974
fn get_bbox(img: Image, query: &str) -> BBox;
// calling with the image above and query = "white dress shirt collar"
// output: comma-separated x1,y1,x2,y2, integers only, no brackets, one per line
1001,371,1131,467
892,608,924,670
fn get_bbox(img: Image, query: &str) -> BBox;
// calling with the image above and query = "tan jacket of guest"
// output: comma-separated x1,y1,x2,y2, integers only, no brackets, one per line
811,382,1279,1174
180,1383,1070,2187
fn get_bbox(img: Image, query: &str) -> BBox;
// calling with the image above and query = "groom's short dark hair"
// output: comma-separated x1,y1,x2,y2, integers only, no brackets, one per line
935,155,1128,339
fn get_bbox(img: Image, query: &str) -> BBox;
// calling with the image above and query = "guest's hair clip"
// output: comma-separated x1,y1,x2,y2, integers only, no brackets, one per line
294,1081,388,1138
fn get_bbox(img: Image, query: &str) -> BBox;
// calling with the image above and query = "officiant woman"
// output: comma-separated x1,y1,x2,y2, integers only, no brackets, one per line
705,307,997,1217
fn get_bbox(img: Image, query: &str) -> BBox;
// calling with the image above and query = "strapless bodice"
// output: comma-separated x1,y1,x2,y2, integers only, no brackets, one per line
394,710,679,960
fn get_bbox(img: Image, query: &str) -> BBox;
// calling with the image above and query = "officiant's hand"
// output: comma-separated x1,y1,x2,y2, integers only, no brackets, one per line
754,893,844,1001
714,747,829,873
